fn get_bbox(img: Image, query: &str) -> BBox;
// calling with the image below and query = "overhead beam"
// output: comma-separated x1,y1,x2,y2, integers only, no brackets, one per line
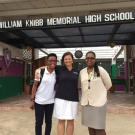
0,1,135,17
112,46,124,60
79,27,85,47
41,29,66,48
0,32,22,48
30,40,129,44
39,49,49,55
47,48,124,51
49,50,118,52
1,38,24,44
108,24,121,40
39,54,122,57
129,33,135,45
7,30,43,48
49,52,115,55
1,32,133,38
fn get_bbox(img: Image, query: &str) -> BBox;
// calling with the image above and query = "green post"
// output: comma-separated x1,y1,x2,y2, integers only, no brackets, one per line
111,64,116,79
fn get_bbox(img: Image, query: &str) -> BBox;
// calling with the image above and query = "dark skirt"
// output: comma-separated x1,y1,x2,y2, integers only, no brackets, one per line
82,103,107,129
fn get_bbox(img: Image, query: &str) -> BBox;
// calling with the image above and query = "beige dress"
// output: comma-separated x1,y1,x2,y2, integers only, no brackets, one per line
79,67,111,129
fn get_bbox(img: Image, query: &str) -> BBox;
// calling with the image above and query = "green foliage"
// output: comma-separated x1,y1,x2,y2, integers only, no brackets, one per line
21,45,33,50
107,38,115,48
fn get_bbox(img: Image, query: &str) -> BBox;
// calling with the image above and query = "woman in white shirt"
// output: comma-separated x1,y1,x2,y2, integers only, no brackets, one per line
79,51,112,135
30,53,57,135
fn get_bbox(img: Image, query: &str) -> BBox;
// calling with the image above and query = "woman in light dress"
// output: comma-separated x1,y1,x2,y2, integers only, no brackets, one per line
79,51,112,135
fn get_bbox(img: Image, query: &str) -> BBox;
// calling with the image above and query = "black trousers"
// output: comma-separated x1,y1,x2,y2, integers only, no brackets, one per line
35,102,54,135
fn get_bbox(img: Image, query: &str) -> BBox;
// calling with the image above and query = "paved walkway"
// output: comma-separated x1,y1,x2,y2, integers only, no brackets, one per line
0,92,135,135
0,92,135,114
0,110,135,135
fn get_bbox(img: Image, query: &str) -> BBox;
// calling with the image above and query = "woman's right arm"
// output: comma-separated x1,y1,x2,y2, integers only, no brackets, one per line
29,70,40,110
29,81,39,110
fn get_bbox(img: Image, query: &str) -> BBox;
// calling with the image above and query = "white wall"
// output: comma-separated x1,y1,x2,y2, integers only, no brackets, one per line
0,42,23,59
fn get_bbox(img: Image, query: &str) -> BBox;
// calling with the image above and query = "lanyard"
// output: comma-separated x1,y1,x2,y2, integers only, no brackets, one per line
88,70,93,89
88,71,93,80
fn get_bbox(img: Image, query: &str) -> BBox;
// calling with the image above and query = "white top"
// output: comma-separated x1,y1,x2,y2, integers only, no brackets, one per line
34,67,56,105
79,66,112,107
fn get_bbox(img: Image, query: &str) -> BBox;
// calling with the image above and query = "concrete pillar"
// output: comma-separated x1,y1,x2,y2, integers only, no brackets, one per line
34,49,39,60
31,48,39,79
132,45,135,93
57,56,62,65
124,45,128,79
124,45,127,62
124,45,130,92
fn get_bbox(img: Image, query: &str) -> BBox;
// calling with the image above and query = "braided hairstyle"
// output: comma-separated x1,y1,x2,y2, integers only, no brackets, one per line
86,51,100,77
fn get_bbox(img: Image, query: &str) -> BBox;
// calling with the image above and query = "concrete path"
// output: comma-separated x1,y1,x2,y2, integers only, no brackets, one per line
0,92,135,114
0,110,135,135
0,92,135,135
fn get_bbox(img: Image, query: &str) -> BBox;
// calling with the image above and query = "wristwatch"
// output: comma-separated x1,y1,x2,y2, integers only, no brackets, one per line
30,98,34,101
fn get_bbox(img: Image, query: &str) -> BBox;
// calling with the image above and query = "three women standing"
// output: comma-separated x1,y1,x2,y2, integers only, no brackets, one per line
33,51,112,135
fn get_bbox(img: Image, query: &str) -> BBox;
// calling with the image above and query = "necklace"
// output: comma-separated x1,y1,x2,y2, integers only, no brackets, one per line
87,69,94,89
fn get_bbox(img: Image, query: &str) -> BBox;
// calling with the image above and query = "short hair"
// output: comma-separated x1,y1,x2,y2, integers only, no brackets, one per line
62,52,74,64
47,53,57,60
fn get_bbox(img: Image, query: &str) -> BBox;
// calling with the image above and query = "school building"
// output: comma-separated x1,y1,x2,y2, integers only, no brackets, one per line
0,0,135,99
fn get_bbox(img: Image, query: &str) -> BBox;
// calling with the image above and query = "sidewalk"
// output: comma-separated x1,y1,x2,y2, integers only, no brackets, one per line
0,92,135,135
0,110,135,135
0,92,135,114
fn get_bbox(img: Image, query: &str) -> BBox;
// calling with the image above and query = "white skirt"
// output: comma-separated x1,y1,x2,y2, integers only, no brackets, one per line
53,98,79,120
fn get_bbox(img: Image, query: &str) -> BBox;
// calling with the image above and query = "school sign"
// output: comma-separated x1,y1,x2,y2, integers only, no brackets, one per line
0,12,135,29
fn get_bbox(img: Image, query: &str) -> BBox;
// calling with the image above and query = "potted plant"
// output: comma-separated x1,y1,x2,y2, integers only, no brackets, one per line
24,76,31,95
21,45,33,51
107,38,115,48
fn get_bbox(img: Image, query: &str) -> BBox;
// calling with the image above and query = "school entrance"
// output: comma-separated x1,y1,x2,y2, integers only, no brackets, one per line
0,1,135,99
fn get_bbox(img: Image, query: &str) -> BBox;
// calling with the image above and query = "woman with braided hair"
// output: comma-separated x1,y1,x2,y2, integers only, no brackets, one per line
78,51,112,135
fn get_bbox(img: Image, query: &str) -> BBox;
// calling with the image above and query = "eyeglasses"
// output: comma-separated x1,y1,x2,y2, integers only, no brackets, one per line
88,79,91,89
86,57,95,60
48,60,57,63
